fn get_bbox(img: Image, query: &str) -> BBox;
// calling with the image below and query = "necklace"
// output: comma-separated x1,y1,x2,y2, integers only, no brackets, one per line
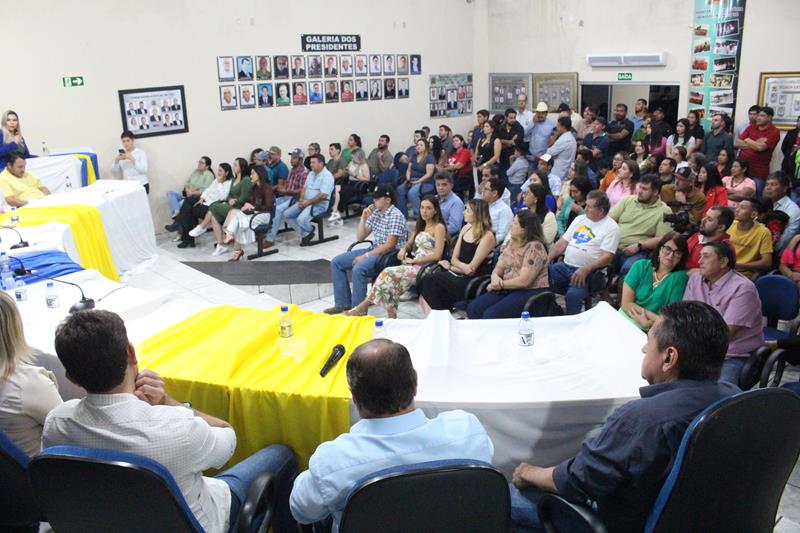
652,268,668,289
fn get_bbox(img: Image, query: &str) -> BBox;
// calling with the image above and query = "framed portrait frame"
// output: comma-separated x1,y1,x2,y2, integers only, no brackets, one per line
290,55,307,79
119,85,188,137
757,71,800,130
257,83,274,107
339,54,354,77
307,55,322,78
308,80,324,105
397,77,410,99
368,54,382,76
532,72,578,113
292,81,308,105
409,54,422,75
236,56,254,81
324,80,339,103
239,84,256,109
275,82,291,106
217,56,235,82
488,73,532,114
354,54,368,76
219,85,237,111
397,55,409,75
274,56,289,80
384,78,396,100
355,79,369,102
255,55,272,80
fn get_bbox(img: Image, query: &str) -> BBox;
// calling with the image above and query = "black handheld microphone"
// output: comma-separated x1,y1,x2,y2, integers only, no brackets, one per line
320,344,347,377
1,225,29,249
13,266,95,313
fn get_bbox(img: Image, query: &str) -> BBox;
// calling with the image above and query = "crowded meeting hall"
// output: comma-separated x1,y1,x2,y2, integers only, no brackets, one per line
4,1,800,532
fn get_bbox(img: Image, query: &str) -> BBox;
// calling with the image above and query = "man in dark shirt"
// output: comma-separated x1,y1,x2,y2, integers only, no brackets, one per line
509,301,739,532
607,103,635,157
499,108,524,173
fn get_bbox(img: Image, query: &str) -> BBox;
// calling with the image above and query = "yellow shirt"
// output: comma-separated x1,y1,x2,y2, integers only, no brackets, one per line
0,169,45,201
728,220,772,269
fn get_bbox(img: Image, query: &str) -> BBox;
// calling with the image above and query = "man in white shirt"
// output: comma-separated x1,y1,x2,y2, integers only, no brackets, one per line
43,310,298,533
110,130,150,193
548,190,620,314
290,338,493,531
481,177,513,242
546,117,577,182
515,93,534,152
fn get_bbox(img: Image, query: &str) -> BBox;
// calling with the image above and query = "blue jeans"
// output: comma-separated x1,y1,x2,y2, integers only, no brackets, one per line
752,176,766,198
331,248,380,308
509,484,546,533
215,444,298,533
613,250,647,278
267,196,294,241
284,201,325,238
166,191,184,213
396,181,434,218
719,357,746,385
548,263,586,315
467,289,546,319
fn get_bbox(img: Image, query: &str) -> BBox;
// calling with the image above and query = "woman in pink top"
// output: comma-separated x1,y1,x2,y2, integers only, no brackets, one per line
644,122,667,156
722,158,756,207
779,234,800,288
606,159,640,207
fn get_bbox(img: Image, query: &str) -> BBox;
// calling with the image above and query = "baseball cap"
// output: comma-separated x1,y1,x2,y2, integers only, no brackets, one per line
268,146,282,155
289,148,305,159
536,154,553,164
255,151,269,161
373,184,395,200
556,102,571,113
675,167,693,180
534,102,548,112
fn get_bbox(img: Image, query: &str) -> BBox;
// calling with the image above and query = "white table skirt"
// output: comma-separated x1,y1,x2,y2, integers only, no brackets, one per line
25,155,85,193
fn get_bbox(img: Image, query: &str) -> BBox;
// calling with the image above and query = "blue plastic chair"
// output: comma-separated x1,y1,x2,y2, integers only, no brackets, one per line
0,429,41,530
755,275,800,341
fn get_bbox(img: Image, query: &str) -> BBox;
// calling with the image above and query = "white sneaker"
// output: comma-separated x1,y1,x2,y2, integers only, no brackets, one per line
172,235,182,242
188,225,205,238
328,211,342,222
212,244,230,256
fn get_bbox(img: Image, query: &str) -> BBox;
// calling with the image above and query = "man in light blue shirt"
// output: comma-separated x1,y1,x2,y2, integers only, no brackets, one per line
547,117,577,182
282,153,334,245
290,339,494,531
483,178,513,242
435,173,464,236
527,102,556,164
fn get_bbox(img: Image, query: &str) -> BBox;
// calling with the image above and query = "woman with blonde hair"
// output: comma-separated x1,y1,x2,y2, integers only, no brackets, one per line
0,110,32,165
0,292,62,455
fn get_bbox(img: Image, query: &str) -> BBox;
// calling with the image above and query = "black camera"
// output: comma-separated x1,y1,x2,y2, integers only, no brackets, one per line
664,202,698,235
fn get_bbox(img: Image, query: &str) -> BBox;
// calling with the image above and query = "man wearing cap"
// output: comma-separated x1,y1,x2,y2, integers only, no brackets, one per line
520,153,559,199
526,102,556,169
267,146,289,186
661,167,706,224
326,184,408,314
263,148,309,248
281,153,334,246
582,117,610,172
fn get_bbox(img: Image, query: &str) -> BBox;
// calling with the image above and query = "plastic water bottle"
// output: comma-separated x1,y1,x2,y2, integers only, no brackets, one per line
65,176,73,192
14,279,27,301
279,305,293,338
373,319,386,339
41,141,49,157
0,252,13,290
9,207,19,227
518,311,534,347
45,281,60,309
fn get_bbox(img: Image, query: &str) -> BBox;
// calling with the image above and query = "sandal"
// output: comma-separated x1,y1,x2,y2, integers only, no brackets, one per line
228,250,245,262
223,232,235,245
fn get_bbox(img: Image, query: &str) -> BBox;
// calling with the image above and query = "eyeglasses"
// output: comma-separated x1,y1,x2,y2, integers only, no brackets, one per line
661,244,682,257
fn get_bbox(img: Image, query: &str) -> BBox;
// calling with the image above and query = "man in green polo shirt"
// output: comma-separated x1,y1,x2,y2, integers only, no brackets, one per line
609,173,672,275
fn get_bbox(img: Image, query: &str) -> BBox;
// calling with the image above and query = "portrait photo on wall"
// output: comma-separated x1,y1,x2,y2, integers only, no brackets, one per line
324,55,338,77
410,54,422,75
325,80,339,103
370,79,382,100
308,55,322,77
275,82,291,106
369,54,382,76
256,55,272,80
384,78,396,99
119,85,188,138
354,54,368,76
341,80,354,102
383,54,395,75
398,77,410,98
237,56,254,81
293,81,308,105
340,54,354,77
239,84,256,109
355,79,369,101
309,81,324,104
219,85,238,111
397,55,409,75
217,56,235,82
274,55,290,79
291,55,306,78
257,83,274,107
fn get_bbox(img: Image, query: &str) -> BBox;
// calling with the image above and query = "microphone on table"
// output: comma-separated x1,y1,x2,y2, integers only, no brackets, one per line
13,264,95,314
320,344,347,377
1,225,29,249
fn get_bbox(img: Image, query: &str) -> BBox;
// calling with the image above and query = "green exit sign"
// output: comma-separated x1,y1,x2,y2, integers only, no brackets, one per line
62,76,85,87
617,72,633,81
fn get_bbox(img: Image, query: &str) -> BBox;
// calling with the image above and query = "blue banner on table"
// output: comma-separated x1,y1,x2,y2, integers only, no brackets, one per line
688,0,746,129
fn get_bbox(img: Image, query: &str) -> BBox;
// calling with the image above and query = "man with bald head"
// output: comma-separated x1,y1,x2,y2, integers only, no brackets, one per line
290,339,494,530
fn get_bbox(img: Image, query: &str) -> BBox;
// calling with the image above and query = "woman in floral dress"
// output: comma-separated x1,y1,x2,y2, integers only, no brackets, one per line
346,195,447,318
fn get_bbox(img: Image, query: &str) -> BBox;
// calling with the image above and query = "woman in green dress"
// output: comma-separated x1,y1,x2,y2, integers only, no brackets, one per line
619,231,690,330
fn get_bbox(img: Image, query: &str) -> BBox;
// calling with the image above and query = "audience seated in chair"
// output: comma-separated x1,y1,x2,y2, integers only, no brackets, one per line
780,234,800,288
367,134,393,177
0,153,49,207
520,183,557,246
619,231,689,330
548,190,619,315
439,133,473,198
262,147,309,249
728,196,773,279
42,310,299,533
509,301,739,533
764,171,800,251
165,156,215,217
326,184,408,314
290,338,493,531
682,241,764,384
418,199,496,315
685,205,735,274
434,172,464,237
346,195,446,318
282,153,335,246
396,138,436,219
476,164,512,207
555,175,592,238
478,177,513,242
0,292,63,457
467,210,549,319
168,162,232,248
220,165,275,261
330,147,370,223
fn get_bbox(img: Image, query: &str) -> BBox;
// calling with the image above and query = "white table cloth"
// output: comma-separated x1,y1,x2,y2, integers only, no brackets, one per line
25,155,85,193
366,304,649,475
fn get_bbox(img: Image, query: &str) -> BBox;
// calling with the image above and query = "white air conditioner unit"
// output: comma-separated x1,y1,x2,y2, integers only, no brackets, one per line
586,52,667,68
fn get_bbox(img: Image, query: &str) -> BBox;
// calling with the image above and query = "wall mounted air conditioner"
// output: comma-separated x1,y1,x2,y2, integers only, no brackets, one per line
586,52,667,67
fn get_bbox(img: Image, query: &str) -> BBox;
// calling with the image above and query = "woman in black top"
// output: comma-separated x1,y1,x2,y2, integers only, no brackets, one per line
476,120,502,174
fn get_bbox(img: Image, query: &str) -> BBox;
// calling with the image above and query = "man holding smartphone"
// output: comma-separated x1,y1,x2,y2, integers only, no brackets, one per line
110,130,149,194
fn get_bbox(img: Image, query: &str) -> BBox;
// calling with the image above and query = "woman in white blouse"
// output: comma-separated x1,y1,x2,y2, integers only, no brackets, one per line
0,292,62,456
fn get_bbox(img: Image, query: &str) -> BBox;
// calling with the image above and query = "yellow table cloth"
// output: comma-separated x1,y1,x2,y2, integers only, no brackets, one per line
0,204,118,281
138,305,375,468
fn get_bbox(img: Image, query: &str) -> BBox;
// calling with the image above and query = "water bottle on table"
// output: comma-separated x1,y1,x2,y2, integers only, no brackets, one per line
279,305,293,338
373,319,386,339
42,141,49,157
65,176,73,192
0,252,13,290
14,279,27,302
518,311,534,347
9,207,19,227
45,281,60,309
